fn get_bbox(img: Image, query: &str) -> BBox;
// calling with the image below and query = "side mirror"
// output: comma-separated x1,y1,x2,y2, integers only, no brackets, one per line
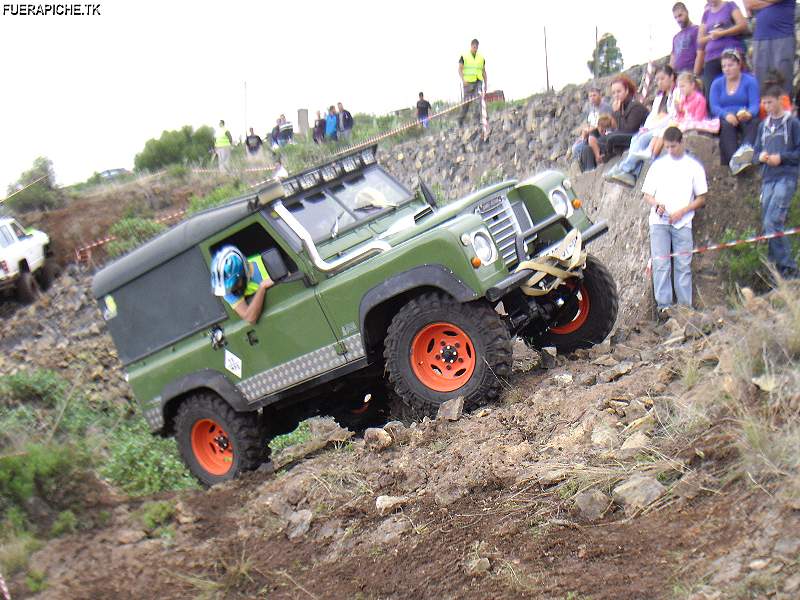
260,248,288,282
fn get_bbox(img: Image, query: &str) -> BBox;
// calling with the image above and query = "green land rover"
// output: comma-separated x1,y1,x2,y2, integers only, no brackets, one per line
93,145,618,485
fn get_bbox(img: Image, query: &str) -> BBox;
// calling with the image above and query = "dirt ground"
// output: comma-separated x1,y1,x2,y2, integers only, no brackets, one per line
12,309,800,599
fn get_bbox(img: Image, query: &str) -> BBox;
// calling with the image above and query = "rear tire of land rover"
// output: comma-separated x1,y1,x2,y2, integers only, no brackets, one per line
175,393,268,487
523,255,618,353
38,259,62,290
17,271,40,304
383,293,512,421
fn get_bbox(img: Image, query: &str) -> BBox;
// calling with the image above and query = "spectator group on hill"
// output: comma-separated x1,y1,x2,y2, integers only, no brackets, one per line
571,0,799,312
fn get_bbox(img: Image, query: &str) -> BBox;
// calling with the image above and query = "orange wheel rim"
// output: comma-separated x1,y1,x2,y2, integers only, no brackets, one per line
410,322,477,392
550,283,590,335
191,419,234,476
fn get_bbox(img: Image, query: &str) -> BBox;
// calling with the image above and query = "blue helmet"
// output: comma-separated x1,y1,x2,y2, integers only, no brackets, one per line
210,246,247,296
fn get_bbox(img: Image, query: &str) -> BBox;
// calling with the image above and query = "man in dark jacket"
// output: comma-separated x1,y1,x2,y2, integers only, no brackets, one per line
338,102,354,141
752,84,800,277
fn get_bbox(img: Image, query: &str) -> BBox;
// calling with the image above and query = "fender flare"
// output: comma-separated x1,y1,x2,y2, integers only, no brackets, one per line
358,264,478,352
158,369,252,431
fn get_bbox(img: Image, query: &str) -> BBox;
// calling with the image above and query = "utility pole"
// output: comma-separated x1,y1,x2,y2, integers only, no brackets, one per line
544,26,550,92
243,81,248,140
594,26,599,81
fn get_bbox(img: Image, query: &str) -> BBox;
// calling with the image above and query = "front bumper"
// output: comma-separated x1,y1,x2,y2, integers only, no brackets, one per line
486,219,608,303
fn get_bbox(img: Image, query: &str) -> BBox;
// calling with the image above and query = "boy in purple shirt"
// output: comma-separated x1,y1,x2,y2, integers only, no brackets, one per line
670,2,702,75
745,0,796,96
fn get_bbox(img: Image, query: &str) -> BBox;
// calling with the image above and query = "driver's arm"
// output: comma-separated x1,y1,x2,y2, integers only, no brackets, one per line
233,279,273,324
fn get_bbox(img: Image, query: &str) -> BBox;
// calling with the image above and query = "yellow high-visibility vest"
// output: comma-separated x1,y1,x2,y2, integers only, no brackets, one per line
462,51,485,82
244,255,270,297
215,129,231,148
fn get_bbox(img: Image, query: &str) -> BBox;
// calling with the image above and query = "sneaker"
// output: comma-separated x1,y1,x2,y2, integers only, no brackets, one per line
629,148,653,162
730,158,752,176
608,170,637,187
732,144,754,164
602,165,619,182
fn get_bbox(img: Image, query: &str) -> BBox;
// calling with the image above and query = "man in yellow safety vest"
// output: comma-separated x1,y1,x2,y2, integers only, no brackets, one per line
215,119,233,172
458,39,488,127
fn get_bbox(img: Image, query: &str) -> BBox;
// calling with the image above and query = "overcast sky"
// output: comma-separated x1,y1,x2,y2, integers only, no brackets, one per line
0,0,748,190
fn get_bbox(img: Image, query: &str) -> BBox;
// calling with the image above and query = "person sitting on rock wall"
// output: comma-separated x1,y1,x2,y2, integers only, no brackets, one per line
572,86,613,165
582,114,615,173
709,48,760,174
579,75,648,172
605,65,679,187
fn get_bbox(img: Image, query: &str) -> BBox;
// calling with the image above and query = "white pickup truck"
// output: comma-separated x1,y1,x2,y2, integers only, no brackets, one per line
0,216,60,303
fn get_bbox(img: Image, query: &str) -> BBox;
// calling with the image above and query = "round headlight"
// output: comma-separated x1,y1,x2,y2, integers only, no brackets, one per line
550,188,570,216
562,178,572,190
472,231,494,262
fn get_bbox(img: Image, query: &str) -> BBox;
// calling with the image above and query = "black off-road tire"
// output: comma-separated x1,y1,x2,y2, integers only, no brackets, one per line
525,255,618,353
175,392,268,487
16,271,40,304
383,293,512,420
38,259,62,290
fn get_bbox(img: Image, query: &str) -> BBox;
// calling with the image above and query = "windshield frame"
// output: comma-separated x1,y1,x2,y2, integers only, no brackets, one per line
281,164,414,244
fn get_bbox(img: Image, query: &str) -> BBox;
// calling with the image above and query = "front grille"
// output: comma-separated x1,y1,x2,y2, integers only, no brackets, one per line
475,197,521,268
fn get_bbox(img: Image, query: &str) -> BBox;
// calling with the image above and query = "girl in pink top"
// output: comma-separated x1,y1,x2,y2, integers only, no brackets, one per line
675,71,720,134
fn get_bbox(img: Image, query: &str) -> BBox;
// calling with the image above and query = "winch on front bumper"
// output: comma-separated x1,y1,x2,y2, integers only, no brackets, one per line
485,215,609,303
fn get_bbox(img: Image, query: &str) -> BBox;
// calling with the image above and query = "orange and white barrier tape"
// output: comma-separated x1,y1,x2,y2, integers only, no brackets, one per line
0,571,10,600
74,209,187,263
331,94,483,159
645,226,800,276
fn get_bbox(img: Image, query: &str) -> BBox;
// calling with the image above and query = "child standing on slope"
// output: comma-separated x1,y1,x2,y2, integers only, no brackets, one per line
752,84,800,279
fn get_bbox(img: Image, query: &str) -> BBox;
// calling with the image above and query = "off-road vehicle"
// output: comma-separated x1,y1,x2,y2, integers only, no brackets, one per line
0,217,60,303
93,145,618,485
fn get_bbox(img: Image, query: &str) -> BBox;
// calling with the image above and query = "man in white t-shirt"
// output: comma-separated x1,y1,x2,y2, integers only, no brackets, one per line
641,126,708,312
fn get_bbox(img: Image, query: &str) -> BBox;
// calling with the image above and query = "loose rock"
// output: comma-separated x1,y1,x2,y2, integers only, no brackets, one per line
574,489,610,521
364,427,393,452
612,476,666,512
376,495,411,516
465,557,491,577
287,509,313,540
437,396,464,421
597,362,633,384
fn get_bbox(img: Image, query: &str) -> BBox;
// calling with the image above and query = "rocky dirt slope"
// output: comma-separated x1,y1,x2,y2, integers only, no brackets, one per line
3,270,800,599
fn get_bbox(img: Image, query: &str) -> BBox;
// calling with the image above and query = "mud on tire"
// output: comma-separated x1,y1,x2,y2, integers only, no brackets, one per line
383,293,512,420
175,392,268,487
38,259,62,290
17,271,40,304
525,255,618,353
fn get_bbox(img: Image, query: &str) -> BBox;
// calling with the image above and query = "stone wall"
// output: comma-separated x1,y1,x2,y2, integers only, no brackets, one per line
377,65,763,321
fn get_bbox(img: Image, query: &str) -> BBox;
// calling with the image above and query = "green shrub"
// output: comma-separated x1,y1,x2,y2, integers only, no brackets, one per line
0,443,89,521
166,164,190,180
0,533,42,575
105,217,166,258
269,420,312,453
101,420,196,496
26,569,47,593
50,510,77,537
134,125,214,172
5,156,64,213
187,182,245,215
716,228,768,292
137,500,175,531
0,369,67,409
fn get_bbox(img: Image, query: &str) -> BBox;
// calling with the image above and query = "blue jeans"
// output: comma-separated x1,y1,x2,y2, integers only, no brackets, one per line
619,130,655,174
572,139,587,158
761,178,798,275
650,224,694,308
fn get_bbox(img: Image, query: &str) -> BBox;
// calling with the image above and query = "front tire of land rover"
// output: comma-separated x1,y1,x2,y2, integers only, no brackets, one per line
383,293,512,421
175,392,268,487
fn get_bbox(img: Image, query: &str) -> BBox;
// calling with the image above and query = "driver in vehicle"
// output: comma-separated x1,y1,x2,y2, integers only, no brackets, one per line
210,246,274,324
